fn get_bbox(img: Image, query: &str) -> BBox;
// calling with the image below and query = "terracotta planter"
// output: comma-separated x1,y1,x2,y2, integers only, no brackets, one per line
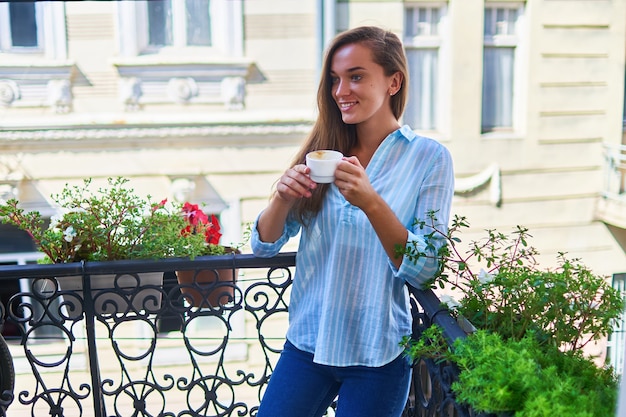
176,248,240,308
175,268,239,308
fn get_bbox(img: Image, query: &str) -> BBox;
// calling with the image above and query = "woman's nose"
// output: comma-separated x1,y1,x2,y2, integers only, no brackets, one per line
334,79,348,96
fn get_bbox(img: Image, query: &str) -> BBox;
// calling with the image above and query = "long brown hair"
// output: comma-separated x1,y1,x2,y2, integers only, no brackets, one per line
290,26,409,224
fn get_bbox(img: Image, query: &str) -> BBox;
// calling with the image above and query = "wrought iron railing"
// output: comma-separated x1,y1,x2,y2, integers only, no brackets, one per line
0,252,479,417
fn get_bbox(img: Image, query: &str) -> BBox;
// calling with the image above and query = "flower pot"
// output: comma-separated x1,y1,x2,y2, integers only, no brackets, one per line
57,272,163,315
175,267,239,308
175,248,240,308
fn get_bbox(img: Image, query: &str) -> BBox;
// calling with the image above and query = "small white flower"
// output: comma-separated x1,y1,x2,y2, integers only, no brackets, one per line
48,214,62,230
478,268,495,284
440,295,460,309
63,226,76,242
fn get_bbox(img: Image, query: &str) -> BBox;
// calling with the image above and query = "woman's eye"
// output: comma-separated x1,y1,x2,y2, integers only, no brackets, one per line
351,75,362,81
331,76,339,84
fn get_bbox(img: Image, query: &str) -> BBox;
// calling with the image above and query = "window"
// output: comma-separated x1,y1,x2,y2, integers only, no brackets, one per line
404,5,446,131
9,2,39,48
115,0,252,110
608,273,626,375
146,0,211,49
482,4,523,133
0,2,69,110
118,0,242,58
0,1,66,58
0,2,42,52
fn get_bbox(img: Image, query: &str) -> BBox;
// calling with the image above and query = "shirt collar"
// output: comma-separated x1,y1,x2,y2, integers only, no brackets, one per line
398,125,418,142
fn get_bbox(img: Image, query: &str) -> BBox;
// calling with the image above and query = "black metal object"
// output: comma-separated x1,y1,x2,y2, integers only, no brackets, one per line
404,286,483,417
0,335,14,417
0,253,481,416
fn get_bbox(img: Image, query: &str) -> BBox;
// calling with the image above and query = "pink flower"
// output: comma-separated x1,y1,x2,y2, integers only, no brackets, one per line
151,198,168,212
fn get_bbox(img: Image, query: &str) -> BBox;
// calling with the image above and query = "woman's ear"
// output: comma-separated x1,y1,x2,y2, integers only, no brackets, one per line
389,71,403,96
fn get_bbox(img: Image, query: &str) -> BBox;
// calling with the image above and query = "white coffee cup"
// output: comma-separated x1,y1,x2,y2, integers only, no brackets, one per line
305,150,343,183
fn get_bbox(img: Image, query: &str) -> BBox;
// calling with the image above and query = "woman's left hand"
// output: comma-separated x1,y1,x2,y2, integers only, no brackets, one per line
334,155,407,268
334,156,377,209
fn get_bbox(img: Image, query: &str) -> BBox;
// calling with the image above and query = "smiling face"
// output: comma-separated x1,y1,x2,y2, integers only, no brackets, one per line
330,42,402,128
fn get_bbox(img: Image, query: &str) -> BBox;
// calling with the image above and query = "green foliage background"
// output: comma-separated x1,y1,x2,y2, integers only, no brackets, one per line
400,213,623,417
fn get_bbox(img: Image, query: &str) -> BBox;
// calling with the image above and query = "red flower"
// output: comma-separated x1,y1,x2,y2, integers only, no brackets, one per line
204,214,222,245
181,202,222,245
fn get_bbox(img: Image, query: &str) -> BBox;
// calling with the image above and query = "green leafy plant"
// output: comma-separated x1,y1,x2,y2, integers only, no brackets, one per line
0,177,226,263
449,330,617,417
140,199,226,260
400,212,623,416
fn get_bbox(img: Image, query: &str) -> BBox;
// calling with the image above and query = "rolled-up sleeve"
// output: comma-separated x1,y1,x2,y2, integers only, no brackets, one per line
389,142,454,289
251,212,301,258
388,231,441,289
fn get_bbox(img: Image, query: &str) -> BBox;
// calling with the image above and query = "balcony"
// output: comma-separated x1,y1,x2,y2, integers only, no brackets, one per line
0,252,478,417
595,143,626,230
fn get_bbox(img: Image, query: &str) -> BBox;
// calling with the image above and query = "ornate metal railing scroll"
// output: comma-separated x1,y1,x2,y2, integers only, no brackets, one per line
0,253,483,417
404,286,497,417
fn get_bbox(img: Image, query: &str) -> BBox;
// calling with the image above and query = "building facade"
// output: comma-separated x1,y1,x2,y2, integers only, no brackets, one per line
1,0,625,360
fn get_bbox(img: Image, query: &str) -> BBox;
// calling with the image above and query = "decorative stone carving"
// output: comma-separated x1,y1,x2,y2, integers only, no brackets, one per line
0,80,21,107
220,76,245,110
454,163,502,207
170,177,196,203
0,183,19,204
113,60,262,107
47,79,72,113
120,77,143,111
0,158,23,204
167,77,198,103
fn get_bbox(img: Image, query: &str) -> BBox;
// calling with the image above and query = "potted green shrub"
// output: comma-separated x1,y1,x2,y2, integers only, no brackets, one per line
0,177,217,263
399,212,623,417
0,177,231,312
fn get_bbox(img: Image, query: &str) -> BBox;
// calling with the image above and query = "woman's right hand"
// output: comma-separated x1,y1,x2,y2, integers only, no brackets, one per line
256,164,316,243
275,164,317,204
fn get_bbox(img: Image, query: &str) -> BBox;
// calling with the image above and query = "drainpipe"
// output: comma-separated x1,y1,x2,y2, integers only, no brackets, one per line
316,0,336,73
323,0,336,48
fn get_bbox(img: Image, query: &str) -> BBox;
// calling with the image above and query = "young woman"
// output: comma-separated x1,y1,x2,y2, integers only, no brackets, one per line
252,26,455,417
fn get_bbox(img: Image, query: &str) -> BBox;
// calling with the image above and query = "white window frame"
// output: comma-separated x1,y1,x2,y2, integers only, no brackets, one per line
622,69,626,130
609,273,626,375
117,0,243,59
481,2,526,136
143,0,211,50
403,2,449,136
0,1,66,59
0,2,44,53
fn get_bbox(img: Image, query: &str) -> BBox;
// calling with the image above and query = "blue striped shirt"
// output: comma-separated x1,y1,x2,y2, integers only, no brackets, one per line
251,125,454,367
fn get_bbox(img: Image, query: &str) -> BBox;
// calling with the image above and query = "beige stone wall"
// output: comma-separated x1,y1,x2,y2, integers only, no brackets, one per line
447,0,626,278
243,0,319,110
67,2,119,112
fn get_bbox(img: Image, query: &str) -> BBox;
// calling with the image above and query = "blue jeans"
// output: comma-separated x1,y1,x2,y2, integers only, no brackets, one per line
256,340,412,417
